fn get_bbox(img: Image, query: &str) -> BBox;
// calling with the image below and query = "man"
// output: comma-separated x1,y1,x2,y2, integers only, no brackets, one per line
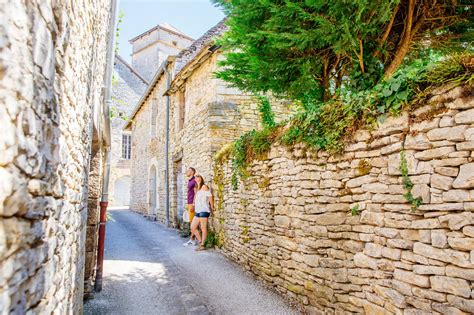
183,167,197,246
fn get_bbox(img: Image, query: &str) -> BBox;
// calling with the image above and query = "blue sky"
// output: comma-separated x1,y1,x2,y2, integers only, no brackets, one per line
118,0,225,62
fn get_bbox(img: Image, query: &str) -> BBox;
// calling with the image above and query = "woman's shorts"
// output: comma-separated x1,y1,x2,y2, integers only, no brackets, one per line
195,212,210,218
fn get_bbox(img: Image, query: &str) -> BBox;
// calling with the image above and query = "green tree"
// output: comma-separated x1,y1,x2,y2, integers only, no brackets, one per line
213,0,472,106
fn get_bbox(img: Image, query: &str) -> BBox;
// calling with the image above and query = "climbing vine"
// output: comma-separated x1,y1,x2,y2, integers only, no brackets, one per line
400,150,422,211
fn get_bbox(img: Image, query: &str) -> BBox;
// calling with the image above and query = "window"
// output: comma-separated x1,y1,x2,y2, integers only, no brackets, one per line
122,134,131,159
178,89,185,131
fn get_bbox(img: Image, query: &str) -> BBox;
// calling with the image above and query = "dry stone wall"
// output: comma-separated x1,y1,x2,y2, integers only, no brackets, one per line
215,85,474,314
0,1,111,313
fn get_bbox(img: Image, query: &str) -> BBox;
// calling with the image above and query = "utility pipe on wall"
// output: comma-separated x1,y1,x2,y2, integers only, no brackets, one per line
95,0,119,292
164,66,171,227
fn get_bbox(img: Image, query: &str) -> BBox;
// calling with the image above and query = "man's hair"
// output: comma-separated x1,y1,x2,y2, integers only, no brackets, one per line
189,167,196,174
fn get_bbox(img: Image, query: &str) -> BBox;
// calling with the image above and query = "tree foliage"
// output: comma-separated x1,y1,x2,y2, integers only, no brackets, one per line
213,0,472,105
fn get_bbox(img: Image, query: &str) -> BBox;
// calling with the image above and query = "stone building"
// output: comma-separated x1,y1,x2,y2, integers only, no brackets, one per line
129,23,194,82
125,20,291,225
108,55,147,207
1,0,115,313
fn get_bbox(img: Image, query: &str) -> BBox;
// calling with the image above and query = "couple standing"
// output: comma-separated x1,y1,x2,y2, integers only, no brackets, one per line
183,167,214,251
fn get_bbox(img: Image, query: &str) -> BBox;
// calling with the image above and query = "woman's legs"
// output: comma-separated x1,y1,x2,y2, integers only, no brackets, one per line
190,216,201,244
199,217,208,246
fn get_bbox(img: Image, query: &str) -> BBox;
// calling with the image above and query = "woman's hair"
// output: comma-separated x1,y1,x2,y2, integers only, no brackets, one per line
195,175,205,190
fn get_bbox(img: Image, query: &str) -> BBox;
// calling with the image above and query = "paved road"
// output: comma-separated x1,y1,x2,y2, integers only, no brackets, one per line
84,208,299,315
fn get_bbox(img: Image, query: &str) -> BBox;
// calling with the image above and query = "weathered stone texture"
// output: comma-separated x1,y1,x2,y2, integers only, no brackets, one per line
215,85,474,313
0,1,111,313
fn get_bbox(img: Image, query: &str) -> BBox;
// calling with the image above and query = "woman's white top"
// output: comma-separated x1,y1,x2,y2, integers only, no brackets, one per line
195,189,212,213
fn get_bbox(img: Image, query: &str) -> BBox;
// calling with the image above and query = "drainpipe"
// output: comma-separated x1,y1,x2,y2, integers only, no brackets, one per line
164,66,171,227
95,0,119,292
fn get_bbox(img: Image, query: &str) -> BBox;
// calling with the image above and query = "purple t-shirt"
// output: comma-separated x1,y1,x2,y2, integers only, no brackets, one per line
187,177,196,204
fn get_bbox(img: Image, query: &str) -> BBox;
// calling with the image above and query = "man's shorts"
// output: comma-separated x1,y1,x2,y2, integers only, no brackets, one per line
187,204,195,222
195,212,210,218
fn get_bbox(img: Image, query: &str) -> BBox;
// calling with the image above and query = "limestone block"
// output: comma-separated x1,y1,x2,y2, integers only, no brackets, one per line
462,226,474,238
360,211,384,227
374,112,409,137
353,253,377,270
400,229,431,243
411,219,440,229
426,125,467,142
465,128,474,141
447,237,474,251
360,183,389,194
346,175,377,188
448,212,474,230
446,265,474,281
405,133,432,150
453,163,474,189
411,184,430,203
411,118,439,132
431,230,448,248
439,116,454,127
456,141,474,151
274,216,290,228
431,174,454,191
443,190,470,202
412,265,445,275
434,166,459,177
373,285,406,308
412,287,447,303
432,302,468,315
374,227,399,238
430,276,471,298
364,243,383,258
414,146,455,161
454,108,474,124
413,242,472,267
381,247,401,261
393,269,430,288
447,295,474,314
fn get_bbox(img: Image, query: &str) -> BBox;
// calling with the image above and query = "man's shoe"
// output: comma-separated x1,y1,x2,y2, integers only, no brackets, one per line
183,240,194,247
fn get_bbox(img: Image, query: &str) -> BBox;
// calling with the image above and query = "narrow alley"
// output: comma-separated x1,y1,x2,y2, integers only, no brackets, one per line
83,209,299,315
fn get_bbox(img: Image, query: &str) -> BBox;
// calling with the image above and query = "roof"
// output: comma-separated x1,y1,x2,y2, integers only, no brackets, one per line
115,54,149,86
124,18,228,130
129,23,194,44
174,18,227,74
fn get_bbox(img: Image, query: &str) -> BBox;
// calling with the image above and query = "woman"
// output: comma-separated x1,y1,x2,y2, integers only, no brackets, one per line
191,175,214,251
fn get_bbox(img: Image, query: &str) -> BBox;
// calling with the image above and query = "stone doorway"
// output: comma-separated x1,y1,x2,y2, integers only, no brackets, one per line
114,175,131,206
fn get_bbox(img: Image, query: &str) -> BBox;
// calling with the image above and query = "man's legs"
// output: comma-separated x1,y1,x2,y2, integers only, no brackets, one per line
188,204,195,240
183,205,198,246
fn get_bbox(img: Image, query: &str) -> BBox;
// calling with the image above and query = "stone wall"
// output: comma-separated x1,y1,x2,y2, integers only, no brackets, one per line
214,85,474,314
0,1,111,313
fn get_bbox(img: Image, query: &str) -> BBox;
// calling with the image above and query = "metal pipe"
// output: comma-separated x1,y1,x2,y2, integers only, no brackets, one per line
164,66,171,227
94,0,119,292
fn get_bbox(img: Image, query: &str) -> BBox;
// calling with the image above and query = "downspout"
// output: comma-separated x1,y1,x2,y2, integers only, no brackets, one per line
164,66,171,227
94,0,119,292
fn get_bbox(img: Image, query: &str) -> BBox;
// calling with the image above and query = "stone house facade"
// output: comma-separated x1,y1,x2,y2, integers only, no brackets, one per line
108,55,147,207
1,0,114,313
126,20,291,225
